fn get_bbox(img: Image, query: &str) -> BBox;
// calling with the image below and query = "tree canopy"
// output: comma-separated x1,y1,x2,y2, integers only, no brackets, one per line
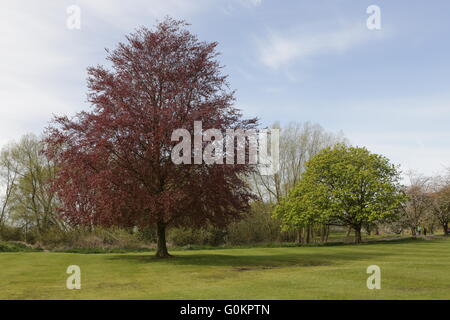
274,145,405,243
45,18,257,257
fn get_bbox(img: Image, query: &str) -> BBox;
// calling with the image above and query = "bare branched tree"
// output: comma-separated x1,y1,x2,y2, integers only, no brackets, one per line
0,145,19,232
429,175,450,236
399,172,431,236
0,134,62,239
251,121,347,203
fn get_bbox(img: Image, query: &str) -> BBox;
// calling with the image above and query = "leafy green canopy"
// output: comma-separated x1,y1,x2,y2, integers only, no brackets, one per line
274,145,405,234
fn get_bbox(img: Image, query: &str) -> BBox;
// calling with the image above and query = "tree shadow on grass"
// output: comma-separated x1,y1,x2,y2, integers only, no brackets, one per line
107,250,394,269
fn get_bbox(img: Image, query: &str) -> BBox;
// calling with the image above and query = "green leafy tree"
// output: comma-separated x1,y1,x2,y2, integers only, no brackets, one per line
274,145,405,243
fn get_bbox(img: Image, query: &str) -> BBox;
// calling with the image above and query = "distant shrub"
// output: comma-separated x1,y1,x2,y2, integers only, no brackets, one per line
226,202,282,245
0,241,41,252
0,225,27,242
168,202,290,246
168,226,227,247
206,228,227,246
56,247,152,254
36,227,149,251
136,226,157,243
168,227,209,246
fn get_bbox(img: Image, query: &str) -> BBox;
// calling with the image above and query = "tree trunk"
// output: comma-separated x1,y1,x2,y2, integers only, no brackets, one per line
346,226,352,237
354,225,362,244
296,228,303,244
443,223,449,236
305,225,311,244
156,221,171,258
320,226,325,243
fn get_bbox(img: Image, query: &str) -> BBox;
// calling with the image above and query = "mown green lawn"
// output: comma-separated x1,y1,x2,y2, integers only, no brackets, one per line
1,238,449,299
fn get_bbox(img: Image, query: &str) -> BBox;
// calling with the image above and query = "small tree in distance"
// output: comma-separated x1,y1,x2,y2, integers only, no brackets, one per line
45,18,257,257
430,176,450,236
274,145,406,243
399,172,431,236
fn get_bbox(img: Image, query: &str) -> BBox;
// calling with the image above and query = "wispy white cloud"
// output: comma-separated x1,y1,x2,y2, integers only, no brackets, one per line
350,134,450,179
340,96,450,121
0,2,75,146
335,95,450,177
257,24,376,70
221,0,262,15
241,0,263,7
78,0,210,29
0,1,209,149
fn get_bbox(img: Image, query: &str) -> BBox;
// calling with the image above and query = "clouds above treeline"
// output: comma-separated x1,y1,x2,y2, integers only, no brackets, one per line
1,0,449,177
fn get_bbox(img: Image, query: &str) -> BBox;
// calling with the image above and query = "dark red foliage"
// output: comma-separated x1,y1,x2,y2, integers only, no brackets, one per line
44,18,257,255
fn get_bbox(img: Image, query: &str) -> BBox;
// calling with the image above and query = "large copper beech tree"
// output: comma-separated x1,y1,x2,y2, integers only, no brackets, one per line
45,18,257,257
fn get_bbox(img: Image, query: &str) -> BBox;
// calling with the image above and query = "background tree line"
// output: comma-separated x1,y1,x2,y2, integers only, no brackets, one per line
1,122,447,250
0,122,346,247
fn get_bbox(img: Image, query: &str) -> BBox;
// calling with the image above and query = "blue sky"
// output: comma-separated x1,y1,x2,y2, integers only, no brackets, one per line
1,0,449,177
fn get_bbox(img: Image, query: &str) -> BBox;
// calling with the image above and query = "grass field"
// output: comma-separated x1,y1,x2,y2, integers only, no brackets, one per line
1,237,449,300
